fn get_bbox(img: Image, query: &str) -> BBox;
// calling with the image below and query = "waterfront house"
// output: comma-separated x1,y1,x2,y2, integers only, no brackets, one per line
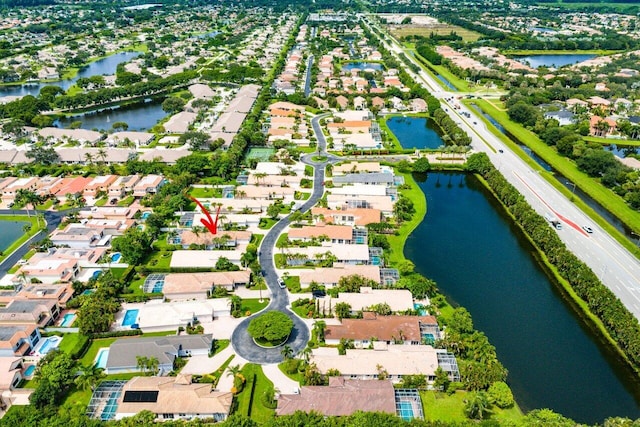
276,378,396,417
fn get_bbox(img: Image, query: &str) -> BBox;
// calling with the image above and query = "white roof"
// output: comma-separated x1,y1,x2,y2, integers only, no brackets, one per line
310,345,440,376
287,244,369,262
331,184,388,197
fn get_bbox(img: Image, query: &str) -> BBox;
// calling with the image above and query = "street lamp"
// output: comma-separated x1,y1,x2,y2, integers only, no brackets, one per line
566,181,576,195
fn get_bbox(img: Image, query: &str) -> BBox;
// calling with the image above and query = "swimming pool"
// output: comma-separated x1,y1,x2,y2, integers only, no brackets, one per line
95,348,109,369
92,270,102,279
111,253,121,262
82,289,95,296
413,303,427,316
38,336,61,355
151,280,163,293
24,365,36,377
121,309,139,327
141,212,151,220
60,313,76,327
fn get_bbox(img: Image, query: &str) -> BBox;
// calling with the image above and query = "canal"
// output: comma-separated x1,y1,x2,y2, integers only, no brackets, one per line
404,172,640,424
0,51,142,98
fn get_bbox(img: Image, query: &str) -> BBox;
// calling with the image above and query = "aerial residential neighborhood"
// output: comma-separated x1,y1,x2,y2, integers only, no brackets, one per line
0,1,639,426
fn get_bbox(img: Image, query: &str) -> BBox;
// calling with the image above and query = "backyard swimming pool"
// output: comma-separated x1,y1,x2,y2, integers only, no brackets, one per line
60,313,76,327
24,365,36,377
111,253,121,262
121,309,139,327
95,348,109,369
38,336,61,355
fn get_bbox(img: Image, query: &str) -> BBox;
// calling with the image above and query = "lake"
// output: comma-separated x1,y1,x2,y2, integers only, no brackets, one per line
515,54,596,68
55,98,167,132
405,172,640,424
386,116,443,149
341,62,383,72
0,51,142,98
0,219,29,252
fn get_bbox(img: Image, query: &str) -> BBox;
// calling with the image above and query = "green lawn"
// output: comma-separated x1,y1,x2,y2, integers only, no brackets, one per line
387,172,427,267
251,234,264,247
212,339,230,356
421,391,523,423
79,338,118,366
189,187,222,198
259,218,277,230
0,215,42,263
472,99,640,258
146,251,172,269
284,275,301,292
234,363,275,423
583,135,640,146
58,333,84,354
277,362,304,384
241,298,269,316
407,47,473,92
117,196,135,207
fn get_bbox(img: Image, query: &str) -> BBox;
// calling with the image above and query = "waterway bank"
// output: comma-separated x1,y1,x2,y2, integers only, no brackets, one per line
404,171,640,423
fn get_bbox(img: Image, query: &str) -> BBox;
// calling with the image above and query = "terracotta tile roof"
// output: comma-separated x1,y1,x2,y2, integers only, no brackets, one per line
325,314,438,342
311,207,382,226
288,224,353,241
276,378,396,416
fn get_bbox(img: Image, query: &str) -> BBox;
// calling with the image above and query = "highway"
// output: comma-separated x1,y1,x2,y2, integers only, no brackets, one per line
363,17,640,320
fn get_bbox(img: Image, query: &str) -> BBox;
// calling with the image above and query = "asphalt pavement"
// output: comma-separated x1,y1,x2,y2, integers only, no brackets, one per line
230,113,334,364
364,17,640,320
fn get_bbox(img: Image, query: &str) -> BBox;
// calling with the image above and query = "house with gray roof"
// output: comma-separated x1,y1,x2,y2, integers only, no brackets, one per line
333,172,402,187
544,110,576,126
105,334,213,375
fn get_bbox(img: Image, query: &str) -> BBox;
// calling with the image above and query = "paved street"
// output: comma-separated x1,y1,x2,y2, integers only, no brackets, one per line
364,17,640,319
0,209,66,279
230,114,334,364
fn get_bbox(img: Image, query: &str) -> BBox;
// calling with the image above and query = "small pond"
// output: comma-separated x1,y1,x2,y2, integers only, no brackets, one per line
386,116,443,150
515,54,596,68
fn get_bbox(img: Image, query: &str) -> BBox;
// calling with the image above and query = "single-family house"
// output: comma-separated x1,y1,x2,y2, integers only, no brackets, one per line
114,375,233,422
276,378,396,417
0,300,61,327
299,264,381,288
324,313,440,347
132,175,165,198
105,335,214,375
0,324,41,357
159,271,251,300
288,224,358,244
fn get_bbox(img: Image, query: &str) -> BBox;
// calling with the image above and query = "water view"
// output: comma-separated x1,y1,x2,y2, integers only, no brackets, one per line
55,99,167,132
0,51,142,98
0,219,29,252
386,116,443,149
341,61,383,71
404,172,640,424
516,54,596,68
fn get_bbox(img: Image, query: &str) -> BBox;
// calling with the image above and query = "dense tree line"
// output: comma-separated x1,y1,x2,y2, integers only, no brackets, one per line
467,152,640,372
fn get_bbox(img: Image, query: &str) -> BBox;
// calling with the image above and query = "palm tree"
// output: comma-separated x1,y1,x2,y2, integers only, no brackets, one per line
136,355,149,373
228,295,242,313
84,152,94,166
253,172,267,186
97,148,107,164
281,345,294,360
75,364,106,392
147,357,159,375
300,346,312,363
313,320,327,343
226,364,241,378
464,391,490,420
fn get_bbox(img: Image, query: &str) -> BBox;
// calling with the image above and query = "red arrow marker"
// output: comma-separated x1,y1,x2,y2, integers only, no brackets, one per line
189,195,221,235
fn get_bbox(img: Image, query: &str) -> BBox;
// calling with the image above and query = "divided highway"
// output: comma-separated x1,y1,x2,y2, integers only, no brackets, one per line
363,17,640,320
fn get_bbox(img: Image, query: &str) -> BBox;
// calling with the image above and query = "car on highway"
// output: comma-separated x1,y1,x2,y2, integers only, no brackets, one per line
582,225,594,234
499,149,504,153
278,277,286,289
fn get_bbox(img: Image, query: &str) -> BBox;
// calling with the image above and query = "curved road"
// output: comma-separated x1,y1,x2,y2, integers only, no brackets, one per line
231,113,339,363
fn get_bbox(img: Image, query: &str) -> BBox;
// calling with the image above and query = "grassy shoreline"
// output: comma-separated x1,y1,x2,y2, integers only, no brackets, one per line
0,215,43,263
504,49,618,56
469,98,640,258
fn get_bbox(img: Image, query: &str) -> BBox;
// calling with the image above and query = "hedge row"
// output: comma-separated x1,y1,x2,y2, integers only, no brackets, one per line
468,153,640,371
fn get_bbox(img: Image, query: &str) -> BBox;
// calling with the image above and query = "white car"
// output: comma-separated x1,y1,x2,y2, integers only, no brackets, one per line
278,278,286,289
582,225,594,234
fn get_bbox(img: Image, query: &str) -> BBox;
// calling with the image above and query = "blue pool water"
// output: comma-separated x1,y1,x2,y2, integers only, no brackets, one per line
24,365,36,376
82,289,95,295
95,348,109,369
111,253,121,262
101,395,119,420
92,270,102,279
397,401,415,420
60,313,76,327
122,309,139,327
141,212,151,220
39,336,60,355
413,303,427,316
151,281,164,293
